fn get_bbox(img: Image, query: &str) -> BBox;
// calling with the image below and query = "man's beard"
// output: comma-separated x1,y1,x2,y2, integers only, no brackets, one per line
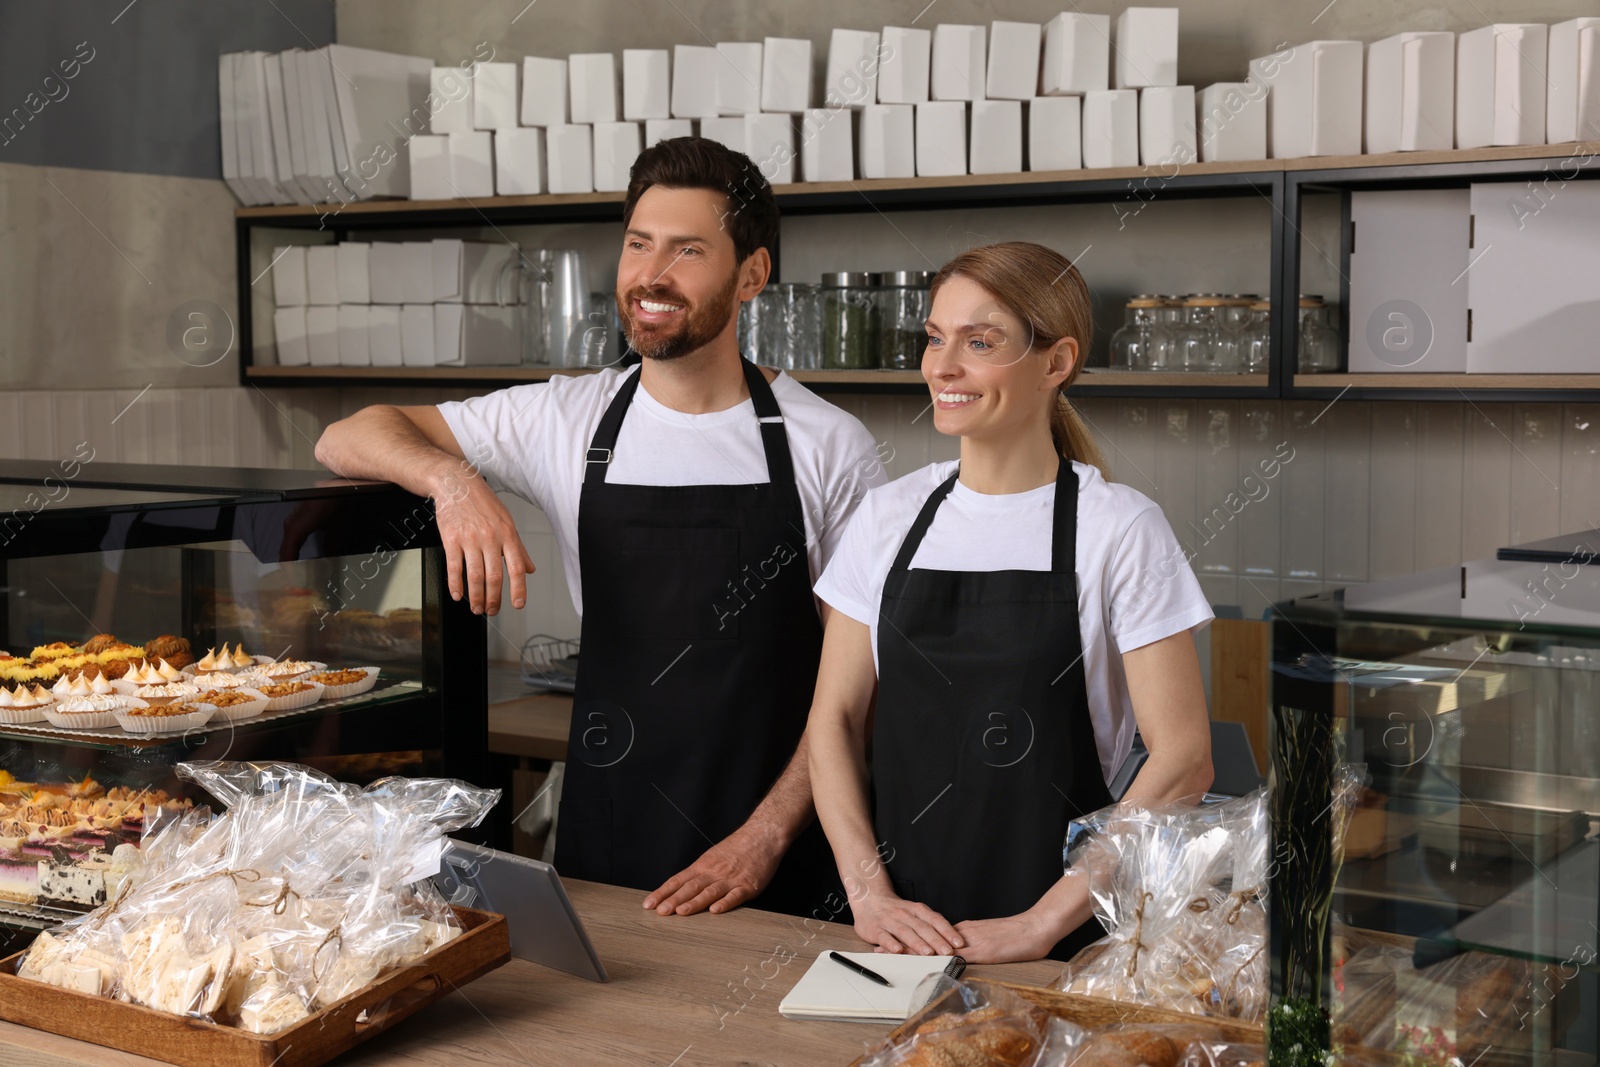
619,268,742,362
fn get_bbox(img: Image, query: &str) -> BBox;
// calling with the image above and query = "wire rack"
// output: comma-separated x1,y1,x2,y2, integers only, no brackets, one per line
519,634,580,693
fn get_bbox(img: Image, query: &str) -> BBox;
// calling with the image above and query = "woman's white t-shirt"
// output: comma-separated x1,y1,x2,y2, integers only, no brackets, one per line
813,459,1214,784
437,365,888,617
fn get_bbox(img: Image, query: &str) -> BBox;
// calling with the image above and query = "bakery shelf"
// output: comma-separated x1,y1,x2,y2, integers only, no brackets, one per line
1290,372,1600,403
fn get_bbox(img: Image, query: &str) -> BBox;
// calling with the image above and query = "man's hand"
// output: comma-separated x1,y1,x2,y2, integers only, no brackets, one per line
850,890,964,956
432,469,535,615
950,910,1059,963
643,828,784,916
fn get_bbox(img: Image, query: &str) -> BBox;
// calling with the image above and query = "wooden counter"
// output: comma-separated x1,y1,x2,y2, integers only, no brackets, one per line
0,879,1063,1067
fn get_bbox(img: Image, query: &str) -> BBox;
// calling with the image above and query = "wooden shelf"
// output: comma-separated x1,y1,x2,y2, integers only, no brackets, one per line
247,364,599,383
1294,373,1600,391
1077,371,1270,388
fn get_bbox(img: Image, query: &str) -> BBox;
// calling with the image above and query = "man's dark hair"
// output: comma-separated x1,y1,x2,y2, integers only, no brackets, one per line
622,136,779,265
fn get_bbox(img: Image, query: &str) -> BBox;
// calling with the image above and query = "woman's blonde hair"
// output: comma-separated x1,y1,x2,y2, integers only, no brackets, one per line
928,241,1109,480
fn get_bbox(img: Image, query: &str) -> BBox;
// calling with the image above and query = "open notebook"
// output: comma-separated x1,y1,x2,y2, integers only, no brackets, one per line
779,952,967,1022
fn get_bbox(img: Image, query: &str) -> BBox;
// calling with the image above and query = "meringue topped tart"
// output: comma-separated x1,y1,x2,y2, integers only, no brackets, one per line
194,643,254,673
123,659,186,686
50,674,114,698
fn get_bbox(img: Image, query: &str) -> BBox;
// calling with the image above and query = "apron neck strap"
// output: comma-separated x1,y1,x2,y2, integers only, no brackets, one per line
890,460,1079,574
583,359,793,487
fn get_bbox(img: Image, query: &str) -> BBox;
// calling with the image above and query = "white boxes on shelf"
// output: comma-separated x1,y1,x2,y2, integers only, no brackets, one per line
879,27,931,104
699,116,746,154
801,108,854,181
337,305,370,365
368,243,407,306
472,62,519,131
407,134,451,199
1548,18,1600,143
401,241,434,304
400,304,436,366
368,306,402,366
432,239,517,304
336,243,370,305
1140,85,1197,164
305,245,339,305
826,29,881,108
623,49,670,121
449,130,495,197
546,124,595,193
762,38,812,113
970,100,1022,174
1347,189,1469,373
672,46,720,119
931,25,986,102
495,128,545,195
1114,8,1178,89
717,42,763,115
305,305,340,366
273,307,309,365
1249,41,1363,158
987,21,1042,101
645,118,694,144
429,67,475,134
1457,24,1549,148
745,113,795,183
859,104,914,178
1029,95,1082,170
521,57,568,127
1197,82,1267,162
569,53,619,124
1082,89,1138,168
1366,31,1455,153
272,246,307,307
916,101,967,177
1042,13,1109,95
434,304,519,366
593,121,642,192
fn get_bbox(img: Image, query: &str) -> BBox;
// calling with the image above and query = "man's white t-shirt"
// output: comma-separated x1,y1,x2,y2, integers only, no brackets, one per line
813,459,1214,784
437,365,887,617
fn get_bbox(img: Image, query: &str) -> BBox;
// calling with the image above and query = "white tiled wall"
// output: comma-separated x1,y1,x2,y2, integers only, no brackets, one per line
5,386,1598,661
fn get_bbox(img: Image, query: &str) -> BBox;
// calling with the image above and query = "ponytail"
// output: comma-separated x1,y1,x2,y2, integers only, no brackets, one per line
1050,393,1109,480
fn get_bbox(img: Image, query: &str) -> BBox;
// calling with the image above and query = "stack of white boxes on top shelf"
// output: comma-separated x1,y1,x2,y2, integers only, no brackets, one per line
270,239,521,367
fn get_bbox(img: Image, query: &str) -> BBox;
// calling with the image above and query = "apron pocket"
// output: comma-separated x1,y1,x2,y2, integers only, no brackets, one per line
614,525,742,641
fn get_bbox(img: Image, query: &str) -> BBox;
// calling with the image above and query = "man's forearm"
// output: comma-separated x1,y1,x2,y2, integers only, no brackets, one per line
740,728,818,852
316,406,468,500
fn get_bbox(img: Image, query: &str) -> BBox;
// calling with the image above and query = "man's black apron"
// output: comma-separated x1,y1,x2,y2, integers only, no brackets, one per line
872,461,1113,960
553,359,839,918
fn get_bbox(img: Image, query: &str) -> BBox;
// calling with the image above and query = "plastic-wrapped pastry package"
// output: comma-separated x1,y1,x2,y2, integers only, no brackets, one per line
858,978,1062,1067
17,761,499,1034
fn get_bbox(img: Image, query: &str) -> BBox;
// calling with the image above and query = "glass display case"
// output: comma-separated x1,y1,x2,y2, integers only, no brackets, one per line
0,460,485,952
1269,552,1600,1066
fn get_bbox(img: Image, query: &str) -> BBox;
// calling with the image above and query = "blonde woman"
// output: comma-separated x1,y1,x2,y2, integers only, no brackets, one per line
808,242,1215,963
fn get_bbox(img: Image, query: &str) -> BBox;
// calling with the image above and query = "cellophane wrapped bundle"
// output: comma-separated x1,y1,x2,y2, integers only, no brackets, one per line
17,761,499,1034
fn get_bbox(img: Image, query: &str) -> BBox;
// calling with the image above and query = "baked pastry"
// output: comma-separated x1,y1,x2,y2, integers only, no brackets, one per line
308,669,367,687
899,1007,1040,1067
258,682,315,699
142,635,192,669
81,634,121,655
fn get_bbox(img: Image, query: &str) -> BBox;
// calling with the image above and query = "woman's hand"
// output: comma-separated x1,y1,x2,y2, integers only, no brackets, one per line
852,889,965,956
951,909,1060,963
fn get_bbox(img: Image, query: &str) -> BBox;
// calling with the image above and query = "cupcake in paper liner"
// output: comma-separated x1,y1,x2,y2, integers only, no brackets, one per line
115,700,217,735
194,686,269,721
0,684,52,725
45,694,145,730
305,667,380,701
255,680,325,711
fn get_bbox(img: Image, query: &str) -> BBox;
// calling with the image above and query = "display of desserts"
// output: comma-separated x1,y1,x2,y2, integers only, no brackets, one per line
0,684,56,724
0,635,153,686
191,643,257,675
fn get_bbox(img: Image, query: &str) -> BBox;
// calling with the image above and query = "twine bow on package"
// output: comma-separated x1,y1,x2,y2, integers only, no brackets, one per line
18,761,499,1034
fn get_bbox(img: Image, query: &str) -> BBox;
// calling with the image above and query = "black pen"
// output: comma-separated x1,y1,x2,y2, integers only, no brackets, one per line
827,950,892,987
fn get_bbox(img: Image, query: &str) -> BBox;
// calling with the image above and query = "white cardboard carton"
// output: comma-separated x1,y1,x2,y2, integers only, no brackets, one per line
1114,8,1179,89
1249,41,1363,158
763,37,813,113
827,29,882,109
521,57,568,127
432,239,517,304
368,306,403,366
449,130,495,197
1548,18,1600,143
970,100,1023,174
672,46,720,119
1366,31,1455,153
699,116,747,155
987,21,1043,101
745,113,796,183
801,108,855,181
569,53,619,125
305,305,340,366
1042,13,1110,95
322,44,433,200
407,133,452,200
859,104,915,178
305,245,339,305
337,304,370,365
594,121,642,192
1457,25,1548,148
495,128,545,195
1029,95,1082,170
336,242,370,305
272,246,307,307
916,101,967,177
1347,189,1469,373
399,304,436,367
472,62,519,131
879,27,931,104
546,124,595,193
645,118,695,144
717,42,763,116
429,66,475,134
368,243,407,306
273,306,309,365
1082,89,1139,168
1197,82,1268,162
623,49,670,121
401,241,434,305
434,303,520,366
1140,85,1197,165
931,25,986,102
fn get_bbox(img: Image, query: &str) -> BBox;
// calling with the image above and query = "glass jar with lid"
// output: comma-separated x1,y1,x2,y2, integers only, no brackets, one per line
874,270,934,371
763,282,822,370
1110,295,1166,371
1298,294,1341,373
1152,296,1188,371
821,272,880,370
1179,294,1230,372
1241,300,1272,374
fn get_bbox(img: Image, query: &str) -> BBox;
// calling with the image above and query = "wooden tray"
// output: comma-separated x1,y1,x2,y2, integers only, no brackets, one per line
0,905,510,1067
